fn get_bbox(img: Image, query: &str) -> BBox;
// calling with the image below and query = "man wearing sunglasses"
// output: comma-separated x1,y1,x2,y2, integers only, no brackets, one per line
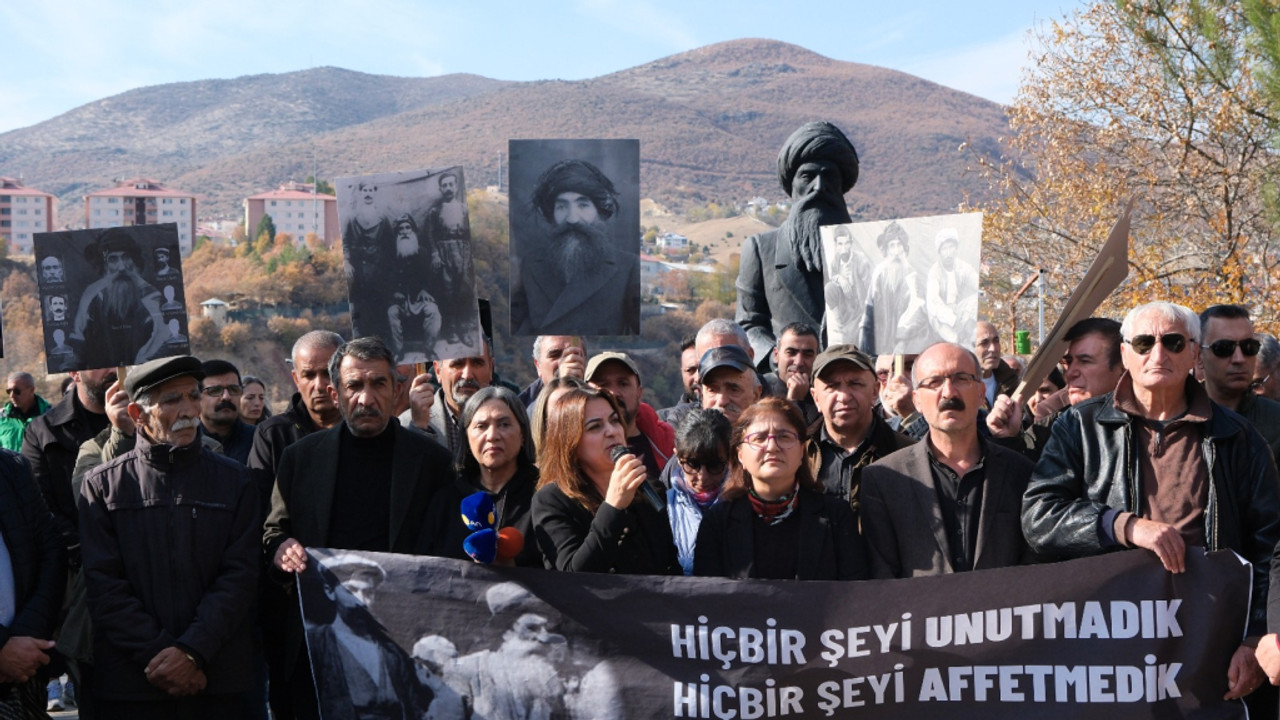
1024,301,1280,705
860,342,1035,578
1199,305,1280,459
805,345,914,518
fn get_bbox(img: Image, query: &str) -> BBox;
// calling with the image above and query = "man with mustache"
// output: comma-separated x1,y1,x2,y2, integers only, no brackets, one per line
198,359,255,466
384,214,442,361
1024,302,1279,707
424,343,495,467
860,342,1035,578
424,170,475,345
265,336,463,720
737,121,860,368
69,228,168,366
79,355,259,718
511,158,640,336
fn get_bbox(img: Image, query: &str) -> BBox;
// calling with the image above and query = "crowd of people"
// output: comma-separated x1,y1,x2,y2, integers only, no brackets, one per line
3,297,1280,718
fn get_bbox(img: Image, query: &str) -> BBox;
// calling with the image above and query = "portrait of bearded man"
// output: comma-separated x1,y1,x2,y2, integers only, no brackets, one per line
510,154,640,336
67,227,169,366
737,121,860,369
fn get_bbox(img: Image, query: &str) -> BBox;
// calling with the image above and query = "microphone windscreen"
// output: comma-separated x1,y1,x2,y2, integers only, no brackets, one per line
463,528,497,564
609,445,631,463
495,527,525,561
460,492,495,531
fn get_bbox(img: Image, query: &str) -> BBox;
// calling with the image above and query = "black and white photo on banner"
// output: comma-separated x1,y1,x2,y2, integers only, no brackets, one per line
822,212,983,355
337,167,481,364
508,138,641,337
34,223,189,373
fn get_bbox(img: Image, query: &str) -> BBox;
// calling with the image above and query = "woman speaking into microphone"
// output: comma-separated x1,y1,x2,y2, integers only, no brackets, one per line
531,386,679,575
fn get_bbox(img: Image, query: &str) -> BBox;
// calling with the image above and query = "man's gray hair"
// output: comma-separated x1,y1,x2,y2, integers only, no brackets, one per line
327,336,396,387
1258,333,1280,371
6,372,33,388
696,319,749,351
1120,302,1200,344
531,336,585,362
292,330,345,366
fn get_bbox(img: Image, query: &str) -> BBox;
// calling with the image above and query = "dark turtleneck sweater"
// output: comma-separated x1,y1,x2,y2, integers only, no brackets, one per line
328,422,396,550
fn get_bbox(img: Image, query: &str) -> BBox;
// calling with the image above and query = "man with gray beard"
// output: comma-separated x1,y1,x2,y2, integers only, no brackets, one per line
70,228,168,366
511,159,640,336
737,121,861,369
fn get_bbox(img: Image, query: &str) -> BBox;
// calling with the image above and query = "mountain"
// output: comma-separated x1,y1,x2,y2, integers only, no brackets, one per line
0,39,1012,229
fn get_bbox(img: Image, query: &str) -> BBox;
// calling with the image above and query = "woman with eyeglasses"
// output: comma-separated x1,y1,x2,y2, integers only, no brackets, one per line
663,408,732,575
693,397,868,580
531,386,679,575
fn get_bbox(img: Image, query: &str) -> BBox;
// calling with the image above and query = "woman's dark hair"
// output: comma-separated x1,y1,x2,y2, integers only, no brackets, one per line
536,386,624,514
675,408,732,465
459,386,534,478
720,397,820,501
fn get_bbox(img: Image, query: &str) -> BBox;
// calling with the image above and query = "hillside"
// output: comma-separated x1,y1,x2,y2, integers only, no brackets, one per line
0,39,1014,229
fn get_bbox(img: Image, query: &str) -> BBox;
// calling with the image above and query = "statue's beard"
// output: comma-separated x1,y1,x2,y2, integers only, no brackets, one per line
779,193,851,274
551,221,610,283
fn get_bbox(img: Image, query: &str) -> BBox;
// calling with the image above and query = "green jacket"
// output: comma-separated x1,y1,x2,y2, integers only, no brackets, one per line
0,395,50,452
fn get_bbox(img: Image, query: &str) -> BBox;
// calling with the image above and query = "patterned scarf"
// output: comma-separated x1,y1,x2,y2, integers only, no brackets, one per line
747,482,799,526
672,468,722,511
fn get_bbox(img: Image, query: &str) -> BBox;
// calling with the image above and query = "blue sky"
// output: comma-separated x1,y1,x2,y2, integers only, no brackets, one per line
0,0,1086,135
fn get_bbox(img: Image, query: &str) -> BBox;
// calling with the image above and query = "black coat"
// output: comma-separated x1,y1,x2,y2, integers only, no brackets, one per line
735,229,827,368
79,433,259,700
262,420,465,677
459,463,542,568
0,450,65,654
246,392,323,521
692,487,868,581
21,391,107,558
1024,385,1280,637
531,483,679,575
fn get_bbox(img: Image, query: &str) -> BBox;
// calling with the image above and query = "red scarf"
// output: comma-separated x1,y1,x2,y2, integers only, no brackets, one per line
747,482,799,526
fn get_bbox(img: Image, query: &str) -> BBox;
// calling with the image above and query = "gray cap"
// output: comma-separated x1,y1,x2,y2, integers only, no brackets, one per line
698,345,754,378
124,355,204,399
813,344,875,381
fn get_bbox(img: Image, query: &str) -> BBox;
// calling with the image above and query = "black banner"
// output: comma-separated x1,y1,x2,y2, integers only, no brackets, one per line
298,548,1250,719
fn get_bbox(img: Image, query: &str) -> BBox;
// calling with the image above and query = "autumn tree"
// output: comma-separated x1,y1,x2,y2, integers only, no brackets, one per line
971,0,1280,335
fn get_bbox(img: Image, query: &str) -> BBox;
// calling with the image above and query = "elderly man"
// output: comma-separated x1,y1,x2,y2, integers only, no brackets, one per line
517,335,586,412
586,352,674,480
974,321,1018,407
423,343,496,466
861,343,1034,578
0,372,49,452
698,346,762,426
264,336,461,720
805,345,914,515
737,121,859,366
80,356,258,718
511,159,640,335
1199,304,1280,458
1023,301,1280,704
198,359,255,466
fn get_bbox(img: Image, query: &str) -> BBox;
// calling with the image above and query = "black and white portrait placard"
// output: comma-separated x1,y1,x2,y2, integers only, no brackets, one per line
509,139,641,337
822,212,983,355
34,224,189,373
337,165,481,361
337,167,481,364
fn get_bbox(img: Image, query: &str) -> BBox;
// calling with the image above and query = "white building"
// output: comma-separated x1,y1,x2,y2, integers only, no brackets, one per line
85,178,197,256
0,177,55,255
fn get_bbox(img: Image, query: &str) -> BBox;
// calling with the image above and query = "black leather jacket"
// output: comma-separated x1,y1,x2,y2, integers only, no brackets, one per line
1023,388,1280,636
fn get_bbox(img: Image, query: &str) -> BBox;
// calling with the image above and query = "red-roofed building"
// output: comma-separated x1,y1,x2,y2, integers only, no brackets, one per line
84,178,197,256
0,178,56,255
244,181,338,246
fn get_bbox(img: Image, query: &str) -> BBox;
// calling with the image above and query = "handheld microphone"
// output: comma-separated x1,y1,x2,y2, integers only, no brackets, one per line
460,492,496,531
609,445,666,512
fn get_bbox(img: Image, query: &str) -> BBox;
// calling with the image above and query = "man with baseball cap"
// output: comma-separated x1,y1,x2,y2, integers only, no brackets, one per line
79,355,259,718
698,345,762,425
585,351,674,480
805,344,914,516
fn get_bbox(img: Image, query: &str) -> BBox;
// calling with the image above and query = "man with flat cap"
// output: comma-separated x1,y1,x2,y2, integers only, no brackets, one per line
737,121,860,368
511,159,640,336
79,356,259,718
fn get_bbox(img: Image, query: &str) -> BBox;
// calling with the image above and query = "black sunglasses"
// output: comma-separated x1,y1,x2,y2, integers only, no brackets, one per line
678,457,728,476
1202,338,1261,359
1124,333,1187,355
